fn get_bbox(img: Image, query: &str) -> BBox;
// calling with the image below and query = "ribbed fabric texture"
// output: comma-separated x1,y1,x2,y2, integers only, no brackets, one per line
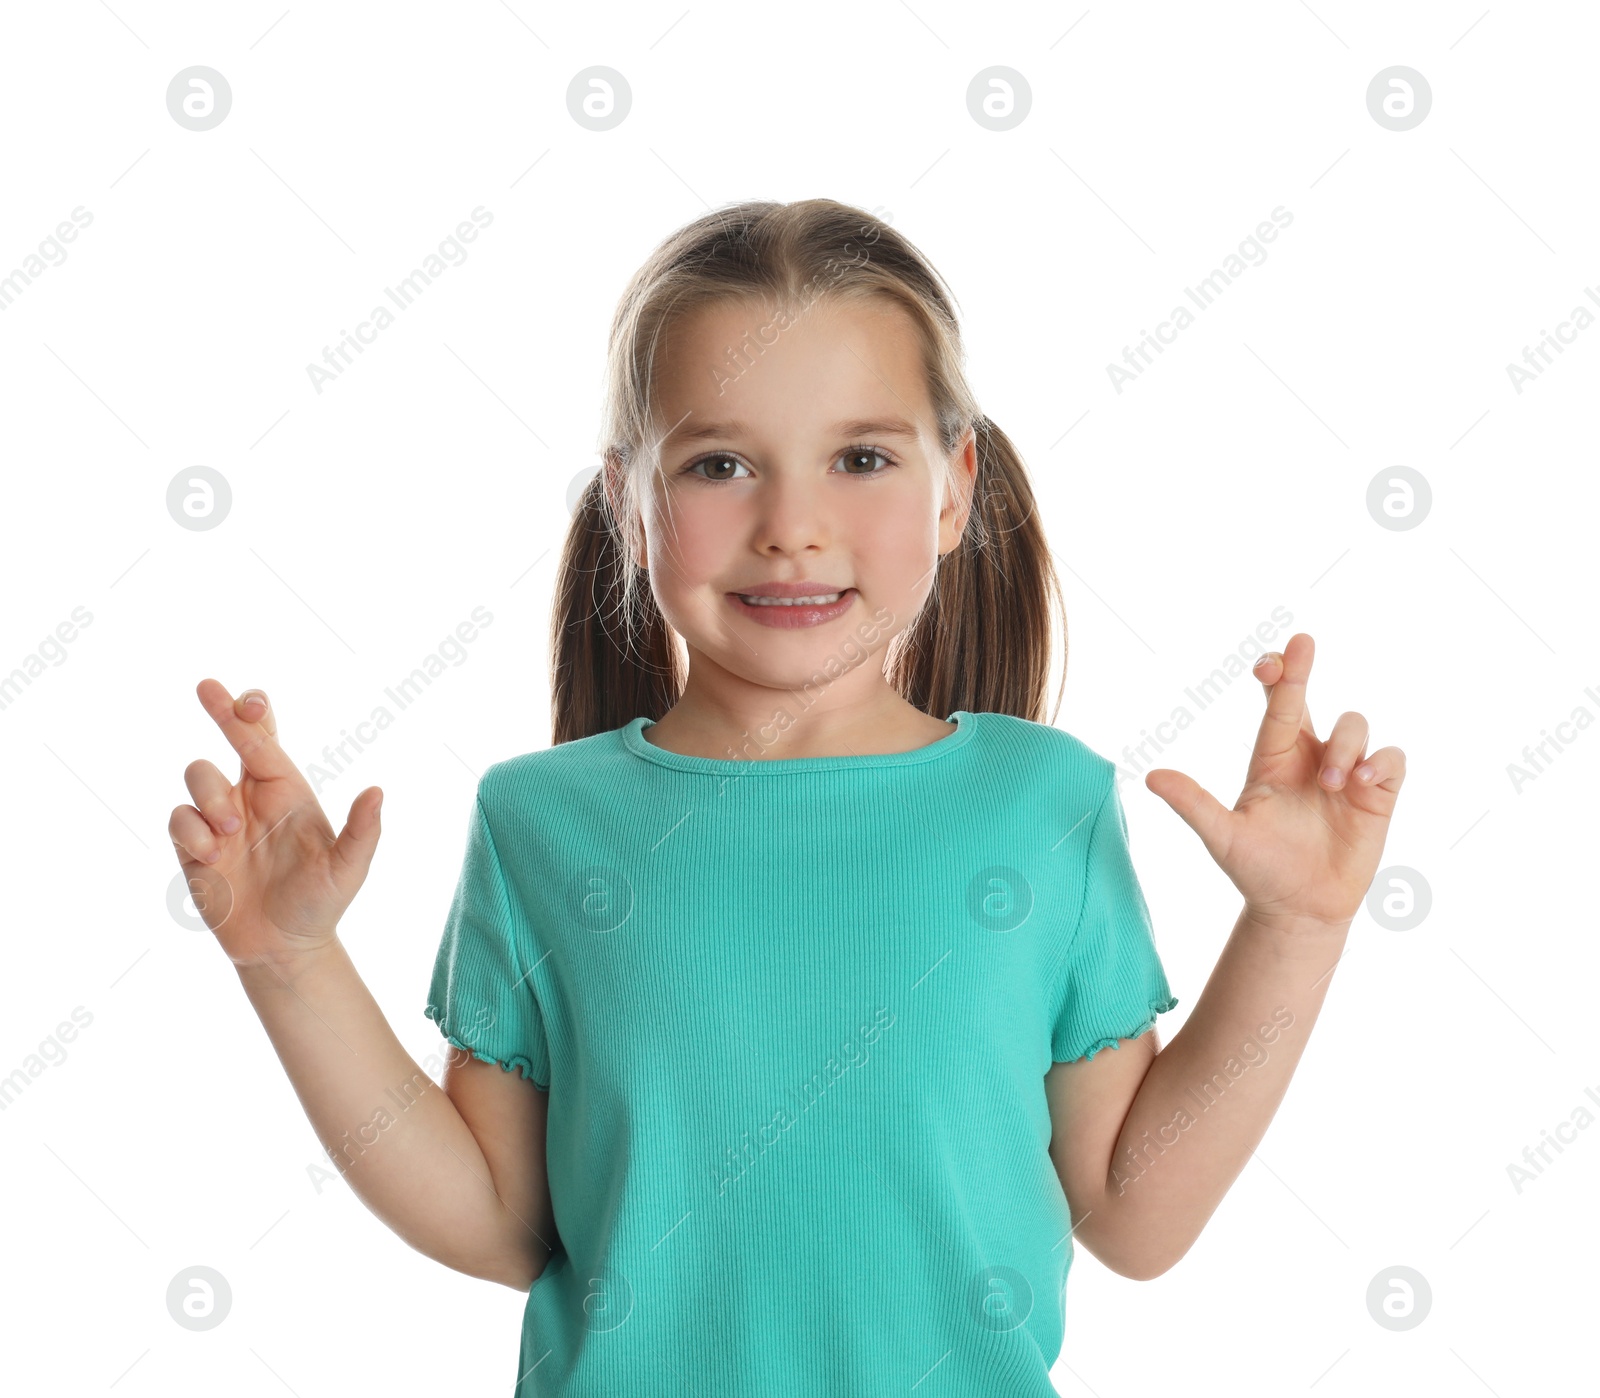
424,709,1177,1396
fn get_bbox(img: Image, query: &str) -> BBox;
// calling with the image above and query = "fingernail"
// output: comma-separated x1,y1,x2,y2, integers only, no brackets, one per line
1254,655,1272,669
1322,767,1343,788
205,847,221,862
223,815,241,833
242,691,265,709
1355,764,1374,782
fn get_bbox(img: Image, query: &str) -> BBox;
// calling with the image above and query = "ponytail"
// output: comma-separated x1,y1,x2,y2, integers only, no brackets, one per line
885,416,1066,725
549,471,682,747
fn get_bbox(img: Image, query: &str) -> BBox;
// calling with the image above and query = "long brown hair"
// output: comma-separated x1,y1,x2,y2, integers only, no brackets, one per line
550,198,1067,745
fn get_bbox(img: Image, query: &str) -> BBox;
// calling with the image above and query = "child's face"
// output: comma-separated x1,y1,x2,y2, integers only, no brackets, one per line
630,294,976,696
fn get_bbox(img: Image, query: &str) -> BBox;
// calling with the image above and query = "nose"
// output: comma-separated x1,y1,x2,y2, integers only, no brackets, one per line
749,467,831,558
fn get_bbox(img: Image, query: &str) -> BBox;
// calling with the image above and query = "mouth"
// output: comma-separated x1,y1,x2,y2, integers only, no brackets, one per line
725,587,857,628
733,590,845,607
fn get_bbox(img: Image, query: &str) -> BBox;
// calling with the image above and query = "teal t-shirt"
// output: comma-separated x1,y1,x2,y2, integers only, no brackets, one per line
424,709,1177,1396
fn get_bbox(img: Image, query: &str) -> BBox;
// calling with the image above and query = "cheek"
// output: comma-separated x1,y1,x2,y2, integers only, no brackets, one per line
647,494,731,582
854,510,938,588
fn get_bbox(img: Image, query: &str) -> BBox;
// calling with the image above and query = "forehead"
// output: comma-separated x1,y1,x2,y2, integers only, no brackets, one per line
654,294,936,447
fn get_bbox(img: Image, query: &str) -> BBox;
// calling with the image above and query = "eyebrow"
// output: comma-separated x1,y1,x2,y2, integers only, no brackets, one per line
665,416,924,445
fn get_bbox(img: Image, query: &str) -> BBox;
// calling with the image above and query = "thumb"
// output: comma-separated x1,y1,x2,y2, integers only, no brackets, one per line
1144,768,1233,865
331,786,383,891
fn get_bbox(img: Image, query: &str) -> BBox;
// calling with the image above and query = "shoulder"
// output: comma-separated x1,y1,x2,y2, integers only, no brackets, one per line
967,712,1118,796
473,724,636,815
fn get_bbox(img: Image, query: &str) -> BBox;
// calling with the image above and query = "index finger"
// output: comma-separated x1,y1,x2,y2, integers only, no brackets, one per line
195,678,298,782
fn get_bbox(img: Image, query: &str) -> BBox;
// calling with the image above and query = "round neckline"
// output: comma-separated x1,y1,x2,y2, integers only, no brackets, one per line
621,710,977,774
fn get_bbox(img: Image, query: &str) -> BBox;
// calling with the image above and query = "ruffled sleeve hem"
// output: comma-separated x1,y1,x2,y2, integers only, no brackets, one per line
1054,993,1179,1064
423,1003,550,1090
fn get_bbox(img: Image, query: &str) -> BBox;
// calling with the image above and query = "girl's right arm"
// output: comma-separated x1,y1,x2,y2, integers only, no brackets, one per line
171,681,555,1290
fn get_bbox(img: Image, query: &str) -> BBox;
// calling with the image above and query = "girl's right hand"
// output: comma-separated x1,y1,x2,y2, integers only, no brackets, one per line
170,680,384,976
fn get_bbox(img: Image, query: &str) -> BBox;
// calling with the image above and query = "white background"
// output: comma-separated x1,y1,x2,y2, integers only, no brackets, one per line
1,1,1594,1393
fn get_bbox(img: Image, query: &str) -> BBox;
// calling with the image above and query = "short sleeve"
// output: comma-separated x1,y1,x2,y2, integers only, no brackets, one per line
424,790,551,1090
1050,774,1178,1063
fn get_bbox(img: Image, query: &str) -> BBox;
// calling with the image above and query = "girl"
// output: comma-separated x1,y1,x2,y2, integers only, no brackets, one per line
171,198,1405,1395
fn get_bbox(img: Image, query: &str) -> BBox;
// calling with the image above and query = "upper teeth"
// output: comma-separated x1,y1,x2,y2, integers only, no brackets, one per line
740,592,843,606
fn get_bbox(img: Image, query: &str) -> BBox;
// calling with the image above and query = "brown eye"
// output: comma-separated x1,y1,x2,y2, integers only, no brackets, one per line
687,454,749,481
839,447,892,475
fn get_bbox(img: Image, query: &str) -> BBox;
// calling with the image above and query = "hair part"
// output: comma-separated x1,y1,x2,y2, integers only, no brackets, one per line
550,197,1067,745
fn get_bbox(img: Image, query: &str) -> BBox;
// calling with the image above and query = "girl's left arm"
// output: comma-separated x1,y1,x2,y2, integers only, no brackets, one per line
1046,632,1407,1280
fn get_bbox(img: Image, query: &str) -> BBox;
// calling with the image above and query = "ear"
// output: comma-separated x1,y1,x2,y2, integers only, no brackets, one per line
937,425,979,555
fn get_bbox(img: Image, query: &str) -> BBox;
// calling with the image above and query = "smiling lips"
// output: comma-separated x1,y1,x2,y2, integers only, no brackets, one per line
727,582,857,628
738,591,842,606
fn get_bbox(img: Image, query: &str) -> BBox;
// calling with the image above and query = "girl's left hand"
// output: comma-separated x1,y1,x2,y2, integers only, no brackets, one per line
1143,632,1406,933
